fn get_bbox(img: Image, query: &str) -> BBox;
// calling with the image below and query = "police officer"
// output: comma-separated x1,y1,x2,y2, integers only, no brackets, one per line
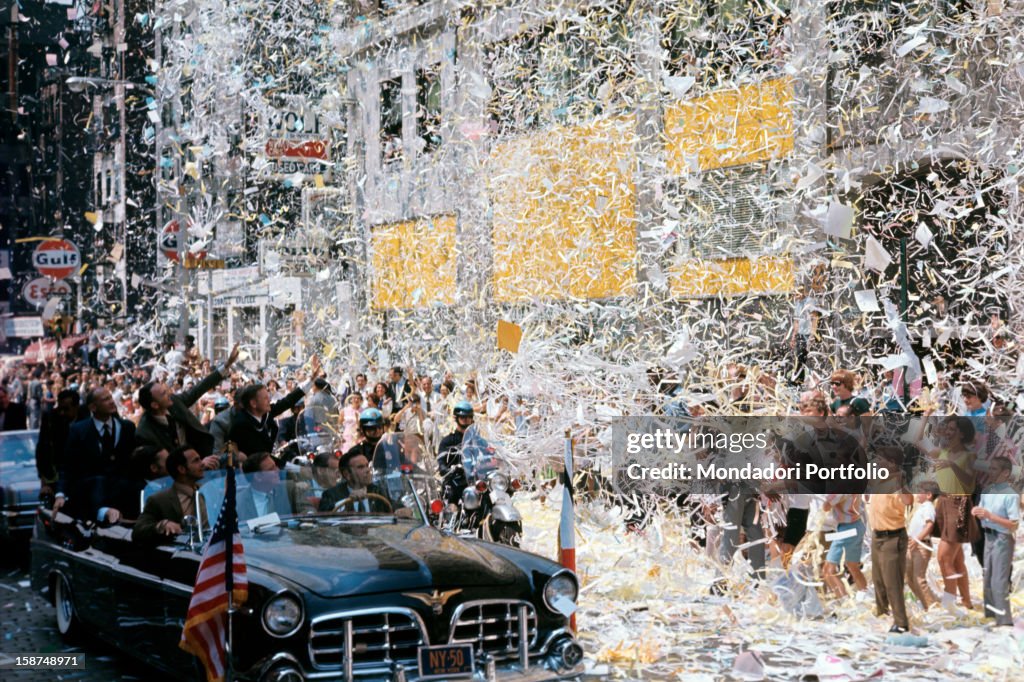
437,401,475,503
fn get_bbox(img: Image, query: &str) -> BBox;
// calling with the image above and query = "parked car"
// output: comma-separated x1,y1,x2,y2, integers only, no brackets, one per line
1,429,40,540
31,462,584,681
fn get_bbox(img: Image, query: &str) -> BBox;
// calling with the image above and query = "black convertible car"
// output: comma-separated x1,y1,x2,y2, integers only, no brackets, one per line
31,459,583,681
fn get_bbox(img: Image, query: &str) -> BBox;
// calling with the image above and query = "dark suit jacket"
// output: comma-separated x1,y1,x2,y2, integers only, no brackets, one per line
318,482,392,513
228,387,305,456
136,369,224,456
0,401,27,431
389,380,414,409
35,407,76,484
132,485,185,544
59,416,137,519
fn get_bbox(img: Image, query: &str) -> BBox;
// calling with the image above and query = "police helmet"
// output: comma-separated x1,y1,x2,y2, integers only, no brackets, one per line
359,407,385,429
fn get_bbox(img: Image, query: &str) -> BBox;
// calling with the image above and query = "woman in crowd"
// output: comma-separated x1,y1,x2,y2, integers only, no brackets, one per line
925,417,980,609
340,393,363,452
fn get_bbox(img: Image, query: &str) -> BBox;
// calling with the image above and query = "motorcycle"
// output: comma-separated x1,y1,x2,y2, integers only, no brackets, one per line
437,425,523,546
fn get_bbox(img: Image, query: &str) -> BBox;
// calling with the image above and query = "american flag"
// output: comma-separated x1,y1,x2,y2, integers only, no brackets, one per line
180,465,248,682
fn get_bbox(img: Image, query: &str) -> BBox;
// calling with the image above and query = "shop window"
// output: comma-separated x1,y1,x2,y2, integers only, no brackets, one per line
380,76,403,164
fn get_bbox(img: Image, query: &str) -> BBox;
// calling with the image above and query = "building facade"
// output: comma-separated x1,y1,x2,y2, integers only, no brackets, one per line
326,0,1021,386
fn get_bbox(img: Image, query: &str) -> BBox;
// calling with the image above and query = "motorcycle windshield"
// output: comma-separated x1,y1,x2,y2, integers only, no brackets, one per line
459,425,500,479
371,434,433,512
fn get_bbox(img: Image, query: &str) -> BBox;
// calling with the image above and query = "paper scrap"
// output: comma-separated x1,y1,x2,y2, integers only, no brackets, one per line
854,290,880,313
864,235,893,272
497,320,523,354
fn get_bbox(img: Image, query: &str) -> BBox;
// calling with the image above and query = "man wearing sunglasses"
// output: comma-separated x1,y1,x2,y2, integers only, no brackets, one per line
829,370,871,416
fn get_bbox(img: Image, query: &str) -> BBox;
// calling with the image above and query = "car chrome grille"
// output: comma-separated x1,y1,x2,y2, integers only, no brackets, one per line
448,600,538,658
309,609,426,672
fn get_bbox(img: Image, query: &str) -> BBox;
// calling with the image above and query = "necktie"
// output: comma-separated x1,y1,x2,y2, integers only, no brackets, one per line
102,423,115,457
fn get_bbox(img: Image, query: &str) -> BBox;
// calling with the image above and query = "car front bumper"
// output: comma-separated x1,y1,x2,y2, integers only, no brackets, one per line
248,637,585,682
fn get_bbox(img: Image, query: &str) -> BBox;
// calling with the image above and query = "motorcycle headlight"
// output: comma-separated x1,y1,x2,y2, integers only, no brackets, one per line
262,592,303,637
488,472,509,492
543,571,579,615
462,487,481,510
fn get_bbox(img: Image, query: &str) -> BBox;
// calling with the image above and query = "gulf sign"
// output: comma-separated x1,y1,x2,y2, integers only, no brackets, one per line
32,240,81,279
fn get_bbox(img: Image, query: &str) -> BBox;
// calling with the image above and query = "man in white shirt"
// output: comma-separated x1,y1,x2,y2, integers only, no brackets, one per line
971,457,1021,626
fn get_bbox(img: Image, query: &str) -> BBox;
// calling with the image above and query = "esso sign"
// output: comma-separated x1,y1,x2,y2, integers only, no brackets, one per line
23,277,72,308
32,240,80,279
161,220,180,261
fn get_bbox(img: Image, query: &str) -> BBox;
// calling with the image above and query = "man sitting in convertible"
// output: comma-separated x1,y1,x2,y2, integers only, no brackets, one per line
319,450,412,518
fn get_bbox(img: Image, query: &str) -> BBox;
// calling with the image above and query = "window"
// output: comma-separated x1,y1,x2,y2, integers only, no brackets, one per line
487,29,545,136
380,77,403,164
673,165,785,260
416,66,441,154
664,0,789,88
828,1,969,69
487,5,634,138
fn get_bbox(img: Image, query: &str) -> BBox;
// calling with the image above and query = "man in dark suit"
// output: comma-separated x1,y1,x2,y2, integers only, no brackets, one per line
36,389,83,499
228,355,321,457
135,344,240,463
132,445,205,544
319,450,404,514
276,401,306,462
388,366,414,411
0,385,28,431
53,386,136,523
236,452,312,520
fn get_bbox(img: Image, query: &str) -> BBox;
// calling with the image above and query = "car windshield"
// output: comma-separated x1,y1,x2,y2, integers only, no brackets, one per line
0,432,37,466
139,465,428,533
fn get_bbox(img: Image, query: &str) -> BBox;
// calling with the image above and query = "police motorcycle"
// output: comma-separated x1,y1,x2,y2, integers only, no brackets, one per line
437,405,523,546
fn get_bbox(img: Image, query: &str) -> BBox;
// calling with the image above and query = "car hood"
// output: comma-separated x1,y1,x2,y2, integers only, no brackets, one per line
243,523,522,598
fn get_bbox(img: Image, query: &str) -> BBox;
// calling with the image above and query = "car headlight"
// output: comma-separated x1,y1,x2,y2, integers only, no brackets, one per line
543,571,578,615
462,487,481,510
488,472,509,492
262,592,303,637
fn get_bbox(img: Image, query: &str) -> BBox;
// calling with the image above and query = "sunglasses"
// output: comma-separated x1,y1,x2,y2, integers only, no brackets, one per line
829,381,843,386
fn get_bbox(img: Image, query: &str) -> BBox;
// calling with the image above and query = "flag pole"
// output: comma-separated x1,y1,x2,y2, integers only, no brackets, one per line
225,443,235,682
559,428,577,633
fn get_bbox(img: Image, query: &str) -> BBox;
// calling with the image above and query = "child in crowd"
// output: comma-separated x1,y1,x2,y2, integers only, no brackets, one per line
906,486,940,611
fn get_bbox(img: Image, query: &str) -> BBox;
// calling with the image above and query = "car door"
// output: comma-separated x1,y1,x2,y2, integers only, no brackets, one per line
92,525,169,655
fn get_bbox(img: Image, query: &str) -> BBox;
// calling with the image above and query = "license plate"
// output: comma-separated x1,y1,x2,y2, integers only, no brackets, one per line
418,644,475,679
